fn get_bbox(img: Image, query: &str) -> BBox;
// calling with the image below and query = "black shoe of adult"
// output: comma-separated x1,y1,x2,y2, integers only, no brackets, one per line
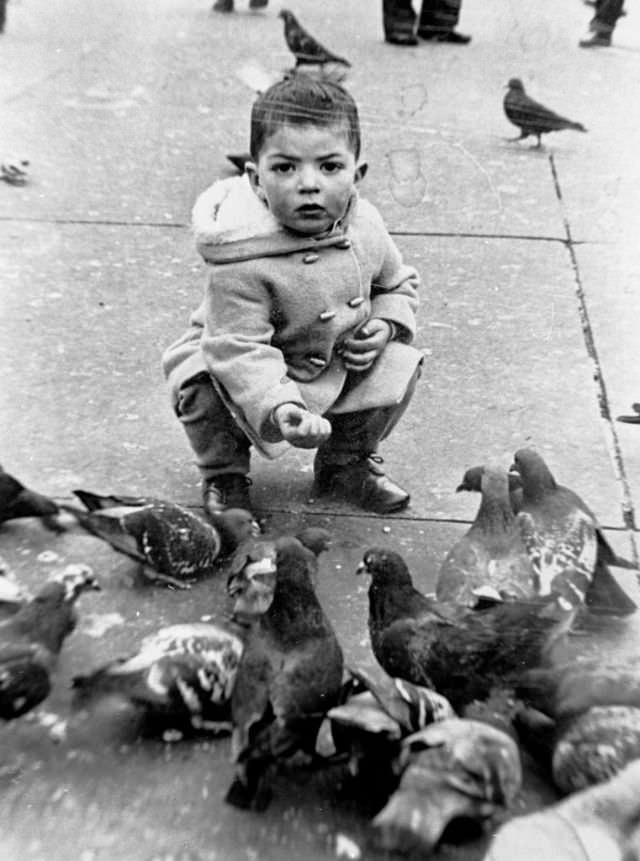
418,29,471,43
385,32,419,46
202,474,252,517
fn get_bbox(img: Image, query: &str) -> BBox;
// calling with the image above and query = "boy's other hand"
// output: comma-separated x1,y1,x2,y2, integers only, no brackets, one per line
341,318,392,372
273,404,332,448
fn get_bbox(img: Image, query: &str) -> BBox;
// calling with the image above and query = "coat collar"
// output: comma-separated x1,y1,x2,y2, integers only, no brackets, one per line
192,174,356,264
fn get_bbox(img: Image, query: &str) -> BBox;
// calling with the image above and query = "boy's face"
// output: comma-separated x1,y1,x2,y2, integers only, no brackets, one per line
248,123,363,235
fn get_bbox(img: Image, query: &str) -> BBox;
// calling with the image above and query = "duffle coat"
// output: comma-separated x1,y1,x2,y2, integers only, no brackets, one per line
162,175,422,457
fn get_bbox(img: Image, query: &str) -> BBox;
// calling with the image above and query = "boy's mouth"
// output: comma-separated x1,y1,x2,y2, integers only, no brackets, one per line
297,204,325,215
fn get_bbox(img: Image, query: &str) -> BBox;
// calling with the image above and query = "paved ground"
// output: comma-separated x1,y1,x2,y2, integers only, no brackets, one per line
1,0,640,859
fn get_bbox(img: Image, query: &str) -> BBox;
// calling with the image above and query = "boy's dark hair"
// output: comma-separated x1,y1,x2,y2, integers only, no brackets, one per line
250,74,361,160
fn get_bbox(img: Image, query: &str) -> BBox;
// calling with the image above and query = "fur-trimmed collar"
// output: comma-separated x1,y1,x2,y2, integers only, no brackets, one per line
192,175,357,264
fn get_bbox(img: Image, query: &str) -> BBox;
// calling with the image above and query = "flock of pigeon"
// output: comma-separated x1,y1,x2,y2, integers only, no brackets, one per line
2,448,640,857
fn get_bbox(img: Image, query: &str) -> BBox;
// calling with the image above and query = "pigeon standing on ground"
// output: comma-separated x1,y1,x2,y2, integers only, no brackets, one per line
0,565,100,720
63,490,259,588
457,462,637,617
279,9,351,68
503,78,587,148
323,664,455,803
0,466,61,529
516,657,640,794
484,759,640,861
511,448,636,614
436,466,537,606
358,548,574,712
371,719,522,856
225,536,344,810
68,622,245,743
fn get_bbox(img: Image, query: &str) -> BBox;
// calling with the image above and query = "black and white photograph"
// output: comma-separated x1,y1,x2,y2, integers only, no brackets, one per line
1,1,639,858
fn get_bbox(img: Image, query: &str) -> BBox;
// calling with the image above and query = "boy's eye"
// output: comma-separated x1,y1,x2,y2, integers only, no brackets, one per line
271,163,295,174
321,161,344,174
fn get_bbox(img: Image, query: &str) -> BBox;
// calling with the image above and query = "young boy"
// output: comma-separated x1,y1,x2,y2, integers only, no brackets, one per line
162,74,422,517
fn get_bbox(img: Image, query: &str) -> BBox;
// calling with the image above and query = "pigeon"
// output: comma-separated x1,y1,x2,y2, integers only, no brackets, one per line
358,548,574,712
63,490,259,588
0,564,100,720
226,153,252,174
279,9,351,68
484,759,640,861
503,78,587,148
324,665,455,803
617,403,640,425
457,462,637,617
0,466,61,529
436,466,538,606
516,657,640,793
371,719,522,856
68,622,245,743
1,156,29,185
510,448,636,615
227,526,331,621
225,535,344,810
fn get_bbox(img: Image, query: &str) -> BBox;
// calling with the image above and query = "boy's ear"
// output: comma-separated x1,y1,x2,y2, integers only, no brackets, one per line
354,161,368,184
246,161,267,203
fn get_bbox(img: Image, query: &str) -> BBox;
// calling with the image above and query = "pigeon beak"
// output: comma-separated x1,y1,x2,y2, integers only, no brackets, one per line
455,482,468,493
87,577,101,592
355,561,369,576
508,463,520,477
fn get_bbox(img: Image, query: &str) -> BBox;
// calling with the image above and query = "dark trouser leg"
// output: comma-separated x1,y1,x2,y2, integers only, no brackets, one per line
314,365,420,514
591,0,624,32
383,0,418,42
173,373,253,515
417,0,462,33
174,373,251,477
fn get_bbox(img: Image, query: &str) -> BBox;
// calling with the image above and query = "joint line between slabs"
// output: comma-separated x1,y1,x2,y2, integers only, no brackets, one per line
548,154,638,554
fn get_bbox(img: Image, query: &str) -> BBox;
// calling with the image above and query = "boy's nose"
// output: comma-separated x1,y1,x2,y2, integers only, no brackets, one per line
298,165,320,191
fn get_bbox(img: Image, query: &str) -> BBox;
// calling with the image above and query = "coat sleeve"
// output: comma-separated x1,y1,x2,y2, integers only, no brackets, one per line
199,264,306,442
362,202,420,342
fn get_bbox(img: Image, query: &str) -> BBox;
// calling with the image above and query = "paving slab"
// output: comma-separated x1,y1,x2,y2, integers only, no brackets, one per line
0,223,627,526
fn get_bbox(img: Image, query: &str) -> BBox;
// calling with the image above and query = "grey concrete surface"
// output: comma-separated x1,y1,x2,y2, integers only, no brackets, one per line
1,0,640,858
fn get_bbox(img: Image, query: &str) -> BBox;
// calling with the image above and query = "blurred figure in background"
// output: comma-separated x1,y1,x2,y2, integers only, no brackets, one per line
580,0,626,47
383,0,470,46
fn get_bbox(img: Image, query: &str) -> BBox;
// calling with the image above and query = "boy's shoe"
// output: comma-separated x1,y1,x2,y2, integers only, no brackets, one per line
202,474,252,516
313,454,410,514
579,32,612,47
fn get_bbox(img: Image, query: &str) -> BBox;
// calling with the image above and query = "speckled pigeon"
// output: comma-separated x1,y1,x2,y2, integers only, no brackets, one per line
437,466,537,606
279,9,351,68
510,448,636,614
226,536,344,810
63,490,259,588
69,622,245,741
517,657,640,794
504,79,587,147
457,462,637,616
371,719,522,856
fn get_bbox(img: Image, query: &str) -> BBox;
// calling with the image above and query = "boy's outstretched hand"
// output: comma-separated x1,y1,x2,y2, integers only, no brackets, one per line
273,404,332,448
340,318,392,372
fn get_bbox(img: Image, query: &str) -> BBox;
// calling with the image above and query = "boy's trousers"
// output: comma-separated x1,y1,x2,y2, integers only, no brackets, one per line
173,367,420,478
